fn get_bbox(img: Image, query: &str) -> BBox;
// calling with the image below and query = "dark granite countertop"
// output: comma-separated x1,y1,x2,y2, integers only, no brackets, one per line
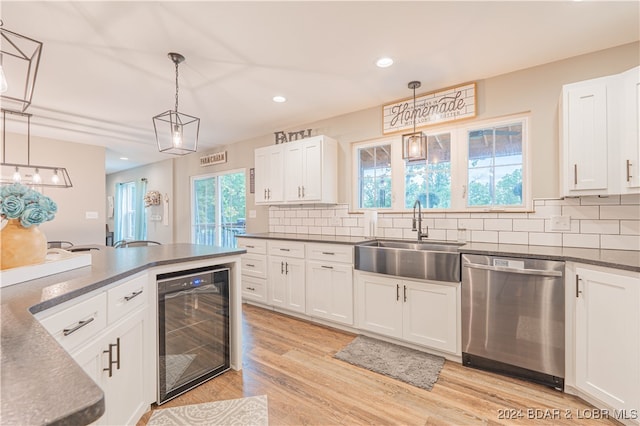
1,244,245,426
238,233,640,272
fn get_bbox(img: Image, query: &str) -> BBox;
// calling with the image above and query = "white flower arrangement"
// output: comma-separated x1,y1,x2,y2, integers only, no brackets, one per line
144,190,162,207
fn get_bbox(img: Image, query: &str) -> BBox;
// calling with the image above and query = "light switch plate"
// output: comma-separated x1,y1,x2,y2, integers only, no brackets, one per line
85,211,98,219
550,215,571,231
249,210,256,219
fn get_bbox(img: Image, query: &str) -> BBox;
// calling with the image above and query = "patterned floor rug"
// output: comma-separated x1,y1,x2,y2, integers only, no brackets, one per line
148,395,268,426
334,335,445,391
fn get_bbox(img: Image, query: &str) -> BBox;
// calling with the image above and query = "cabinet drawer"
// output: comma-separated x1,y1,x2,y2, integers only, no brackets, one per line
242,275,267,303
268,240,305,258
306,243,353,264
107,274,148,325
39,292,108,352
237,238,267,254
242,254,267,279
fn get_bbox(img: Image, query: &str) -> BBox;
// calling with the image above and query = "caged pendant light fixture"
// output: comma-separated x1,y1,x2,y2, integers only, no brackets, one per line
0,20,43,113
153,52,200,155
402,81,427,161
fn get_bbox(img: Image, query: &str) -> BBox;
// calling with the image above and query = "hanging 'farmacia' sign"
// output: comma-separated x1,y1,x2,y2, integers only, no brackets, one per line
382,82,476,134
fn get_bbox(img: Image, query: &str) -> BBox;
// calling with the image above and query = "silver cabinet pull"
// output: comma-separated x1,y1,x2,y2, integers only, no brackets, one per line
321,265,333,269
247,287,256,291
279,248,290,252
245,245,255,248
285,262,289,275
246,263,255,268
301,186,305,198
321,252,335,255
576,275,582,298
103,337,120,377
63,317,94,336
281,261,284,274
396,284,400,301
574,164,578,185
298,186,301,198
627,159,633,182
124,290,143,301
403,285,407,302
264,188,267,199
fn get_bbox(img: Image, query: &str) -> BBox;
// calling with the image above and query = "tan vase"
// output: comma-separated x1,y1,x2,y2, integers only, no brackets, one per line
1,219,48,270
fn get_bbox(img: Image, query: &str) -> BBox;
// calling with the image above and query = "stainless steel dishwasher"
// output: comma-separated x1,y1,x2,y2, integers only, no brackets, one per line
461,253,565,390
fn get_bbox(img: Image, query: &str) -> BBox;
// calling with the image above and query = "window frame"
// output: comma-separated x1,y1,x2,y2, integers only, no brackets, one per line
351,113,532,212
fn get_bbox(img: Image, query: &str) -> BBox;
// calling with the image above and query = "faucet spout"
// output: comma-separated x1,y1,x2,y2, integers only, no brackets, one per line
412,199,428,240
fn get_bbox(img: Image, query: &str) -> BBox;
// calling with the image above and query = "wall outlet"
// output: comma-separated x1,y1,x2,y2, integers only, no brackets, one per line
85,211,98,219
550,215,571,231
249,210,257,219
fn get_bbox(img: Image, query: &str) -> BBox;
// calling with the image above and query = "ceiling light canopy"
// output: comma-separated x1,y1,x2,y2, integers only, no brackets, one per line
153,52,200,156
402,80,426,161
0,21,43,112
1,109,72,188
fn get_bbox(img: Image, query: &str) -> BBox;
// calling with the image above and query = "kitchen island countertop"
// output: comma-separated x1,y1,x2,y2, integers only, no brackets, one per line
0,243,245,426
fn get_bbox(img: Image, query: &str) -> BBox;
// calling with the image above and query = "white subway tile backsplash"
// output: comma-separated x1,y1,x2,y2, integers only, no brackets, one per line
580,220,619,235
267,196,639,251
600,205,640,220
484,219,512,231
562,233,600,249
498,232,529,245
621,220,640,235
600,234,640,250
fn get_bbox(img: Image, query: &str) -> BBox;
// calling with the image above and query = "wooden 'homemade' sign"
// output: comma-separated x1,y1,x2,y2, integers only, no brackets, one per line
382,82,476,134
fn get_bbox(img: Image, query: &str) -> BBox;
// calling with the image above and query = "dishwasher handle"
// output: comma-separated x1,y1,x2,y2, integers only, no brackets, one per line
463,262,563,277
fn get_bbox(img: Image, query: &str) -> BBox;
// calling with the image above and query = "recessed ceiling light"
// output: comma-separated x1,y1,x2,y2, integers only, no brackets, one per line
120,157,128,160
273,96,286,103
376,57,394,68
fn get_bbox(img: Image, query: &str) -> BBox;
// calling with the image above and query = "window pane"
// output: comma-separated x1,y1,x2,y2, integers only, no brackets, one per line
359,144,391,208
467,122,523,207
404,132,451,209
193,177,216,245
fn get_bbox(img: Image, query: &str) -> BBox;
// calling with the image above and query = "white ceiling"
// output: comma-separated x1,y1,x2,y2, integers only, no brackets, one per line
1,1,638,174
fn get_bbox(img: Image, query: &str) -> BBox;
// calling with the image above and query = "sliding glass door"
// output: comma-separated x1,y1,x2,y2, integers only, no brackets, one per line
191,169,246,247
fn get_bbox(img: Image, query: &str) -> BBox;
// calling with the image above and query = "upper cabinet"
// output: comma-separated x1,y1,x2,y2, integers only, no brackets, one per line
621,67,640,192
560,66,640,197
255,135,338,205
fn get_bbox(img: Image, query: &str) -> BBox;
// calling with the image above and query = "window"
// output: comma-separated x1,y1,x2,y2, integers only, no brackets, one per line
353,114,530,212
114,180,147,242
467,122,523,208
192,169,246,248
357,143,392,208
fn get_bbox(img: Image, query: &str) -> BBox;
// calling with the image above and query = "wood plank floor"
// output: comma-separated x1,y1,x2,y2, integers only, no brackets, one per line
138,303,617,425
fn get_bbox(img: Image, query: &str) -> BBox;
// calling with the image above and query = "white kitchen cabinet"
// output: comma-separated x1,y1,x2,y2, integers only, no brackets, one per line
306,243,354,326
268,240,306,313
356,271,459,354
254,144,284,204
72,308,147,426
237,237,269,304
560,66,640,197
37,273,151,426
560,76,611,196
284,135,338,204
621,66,640,192
567,263,640,421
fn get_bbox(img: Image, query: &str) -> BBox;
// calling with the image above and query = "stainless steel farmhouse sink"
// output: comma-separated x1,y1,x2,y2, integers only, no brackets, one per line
355,239,462,282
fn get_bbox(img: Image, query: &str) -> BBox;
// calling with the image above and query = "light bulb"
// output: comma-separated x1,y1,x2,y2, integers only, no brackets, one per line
33,168,42,184
12,166,21,182
409,136,421,157
51,169,60,184
172,124,182,147
0,65,7,94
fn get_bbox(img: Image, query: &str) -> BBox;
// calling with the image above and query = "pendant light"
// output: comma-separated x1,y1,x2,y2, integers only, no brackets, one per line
1,109,73,187
153,52,199,155
0,21,43,112
402,81,426,161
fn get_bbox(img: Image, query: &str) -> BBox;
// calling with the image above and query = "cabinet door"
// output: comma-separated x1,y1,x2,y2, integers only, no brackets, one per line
575,267,640,413
356,273,403,339
621,66,640,191
268,256,287,308
284,143,304,201
307,261,353,325
255,145,284,204
284,258,305,313
402,281,458,353
254,147,270,204
564,82,609,194
300,139,322,201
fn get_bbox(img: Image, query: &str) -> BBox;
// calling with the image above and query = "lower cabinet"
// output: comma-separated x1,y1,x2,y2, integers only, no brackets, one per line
268,256,305,313
72,308,147,426
570,263,640,420
356,271,459,354
306,261,353,325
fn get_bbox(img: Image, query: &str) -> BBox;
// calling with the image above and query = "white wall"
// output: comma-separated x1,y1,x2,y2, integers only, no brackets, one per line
3,132,106,245
106,159,174,244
